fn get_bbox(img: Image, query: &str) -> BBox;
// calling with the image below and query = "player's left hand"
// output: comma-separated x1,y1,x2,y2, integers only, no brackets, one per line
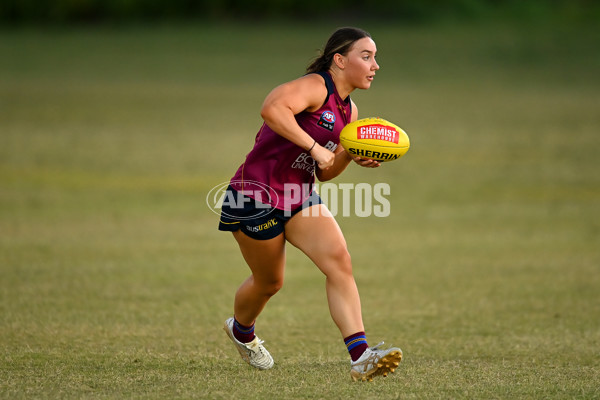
352,157,380,168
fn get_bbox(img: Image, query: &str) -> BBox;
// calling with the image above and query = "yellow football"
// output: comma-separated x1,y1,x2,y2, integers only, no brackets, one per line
339,117,410,162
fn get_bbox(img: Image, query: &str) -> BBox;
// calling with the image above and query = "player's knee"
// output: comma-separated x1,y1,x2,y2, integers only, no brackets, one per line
330,244,353,275
260,278,284,298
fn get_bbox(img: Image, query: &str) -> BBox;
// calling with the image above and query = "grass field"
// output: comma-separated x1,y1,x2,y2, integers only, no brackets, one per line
1,21,599,399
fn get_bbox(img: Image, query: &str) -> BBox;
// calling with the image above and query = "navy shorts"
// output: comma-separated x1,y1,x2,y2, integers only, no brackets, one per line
218,185,323,240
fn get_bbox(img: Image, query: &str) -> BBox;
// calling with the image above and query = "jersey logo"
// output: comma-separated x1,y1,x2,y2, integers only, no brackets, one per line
317,111,335,131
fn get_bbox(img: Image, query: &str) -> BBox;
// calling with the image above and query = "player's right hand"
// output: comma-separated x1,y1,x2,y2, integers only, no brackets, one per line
310,144,335,170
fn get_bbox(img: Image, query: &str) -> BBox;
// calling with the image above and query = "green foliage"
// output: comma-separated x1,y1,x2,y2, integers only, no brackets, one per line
1,22,599,398
1,0,599,24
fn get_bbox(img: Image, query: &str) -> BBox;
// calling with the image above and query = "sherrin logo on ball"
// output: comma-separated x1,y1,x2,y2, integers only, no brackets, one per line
339,118,410,162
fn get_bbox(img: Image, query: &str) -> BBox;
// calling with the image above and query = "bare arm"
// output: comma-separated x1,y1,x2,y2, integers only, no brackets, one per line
316,100,379,181
316,145,353,181
260,74,335,169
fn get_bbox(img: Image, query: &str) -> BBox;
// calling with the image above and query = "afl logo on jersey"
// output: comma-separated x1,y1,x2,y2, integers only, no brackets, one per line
317,110,335,132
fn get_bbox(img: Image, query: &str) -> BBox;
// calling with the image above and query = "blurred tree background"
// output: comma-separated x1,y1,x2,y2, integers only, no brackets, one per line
1,0,598,25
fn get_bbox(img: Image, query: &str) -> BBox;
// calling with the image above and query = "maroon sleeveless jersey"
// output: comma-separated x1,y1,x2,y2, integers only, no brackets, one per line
230,71,352,211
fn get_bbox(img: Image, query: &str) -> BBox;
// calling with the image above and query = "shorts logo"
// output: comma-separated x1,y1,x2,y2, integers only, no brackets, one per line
317,111,335,131
246,218,279,233
206,180,278,220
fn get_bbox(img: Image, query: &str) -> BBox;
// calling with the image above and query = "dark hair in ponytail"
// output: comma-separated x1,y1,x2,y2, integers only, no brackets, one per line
306,27,371,74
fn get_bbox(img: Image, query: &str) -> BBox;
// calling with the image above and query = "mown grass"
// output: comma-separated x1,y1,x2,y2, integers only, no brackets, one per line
1,21,599,398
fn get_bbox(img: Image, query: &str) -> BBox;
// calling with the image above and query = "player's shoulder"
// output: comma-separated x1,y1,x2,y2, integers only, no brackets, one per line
350,99,358,122
275,73,325,93
275,73,327,111
294,72,327,88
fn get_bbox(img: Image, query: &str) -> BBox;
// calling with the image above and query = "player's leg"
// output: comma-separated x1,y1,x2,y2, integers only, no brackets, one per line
231,230,286,326
223,230,285,370
284,204,364,337
284,204,402,381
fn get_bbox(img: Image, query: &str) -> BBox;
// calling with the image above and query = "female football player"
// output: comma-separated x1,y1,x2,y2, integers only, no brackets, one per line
219,27,402,381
